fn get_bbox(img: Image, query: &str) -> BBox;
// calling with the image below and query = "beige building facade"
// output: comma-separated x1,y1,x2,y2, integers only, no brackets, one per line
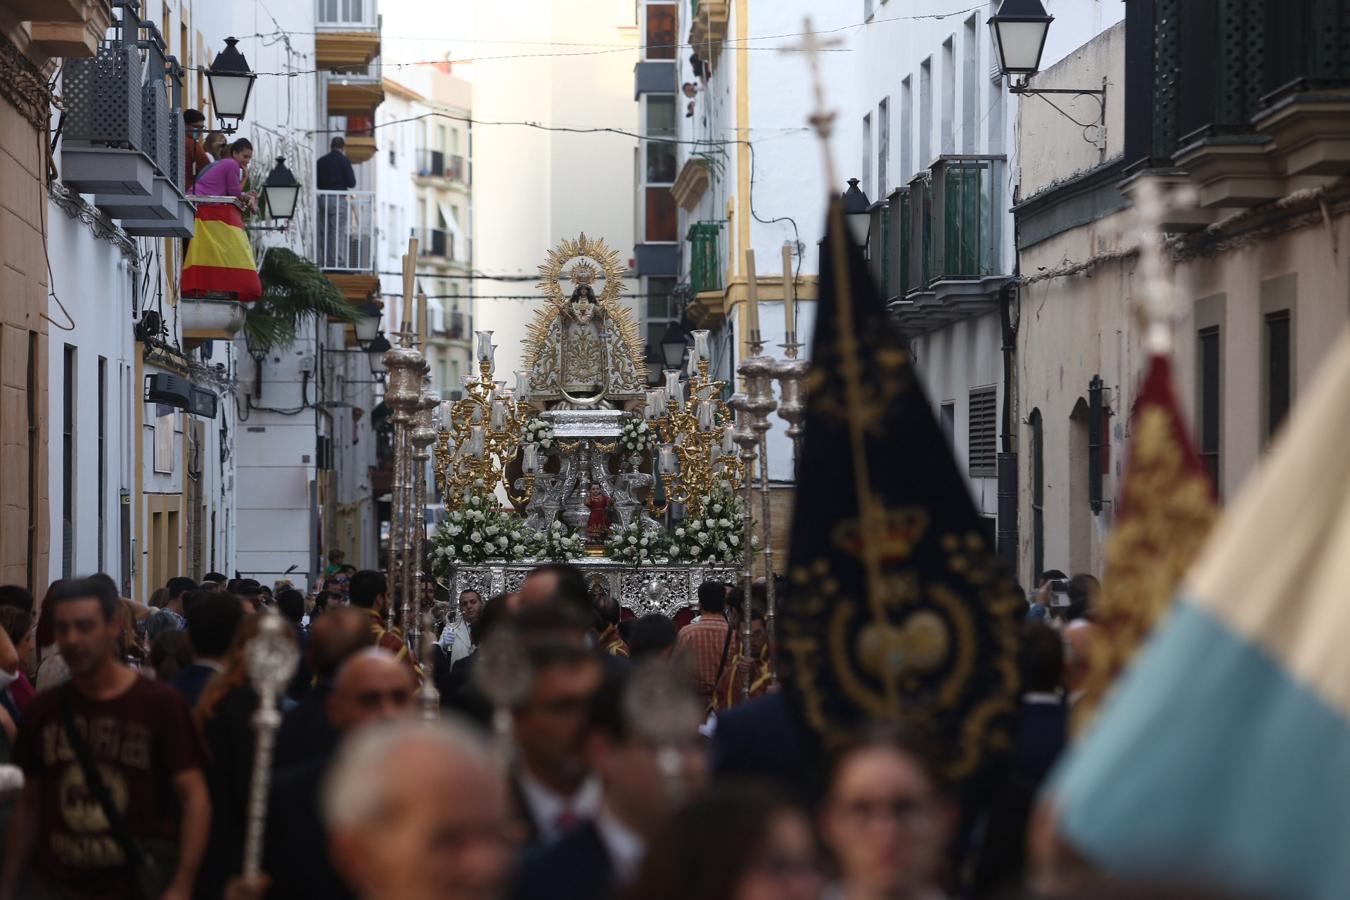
1012,8,1350,586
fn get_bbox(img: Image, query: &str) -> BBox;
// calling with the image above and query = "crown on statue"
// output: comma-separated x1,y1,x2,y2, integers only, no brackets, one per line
567,262,599,287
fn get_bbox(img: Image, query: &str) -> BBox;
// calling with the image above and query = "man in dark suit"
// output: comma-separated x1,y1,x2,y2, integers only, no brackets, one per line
512,670,707,900
316,136,357,191
273,607,374,768
172,589,243,708
263,649,416,899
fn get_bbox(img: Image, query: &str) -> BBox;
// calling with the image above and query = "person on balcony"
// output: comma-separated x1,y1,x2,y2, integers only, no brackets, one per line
183,109,211,191
317,137,357,271
182,138,263,303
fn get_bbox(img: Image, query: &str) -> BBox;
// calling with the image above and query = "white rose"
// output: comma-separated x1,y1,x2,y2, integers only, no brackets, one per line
639,549,648,559
729,535,739,546
713,504,723,514
670,546,681,558
497,535,508,546
640,537,648,547
470,531,482,542
718,518,730,528
675,528,685,538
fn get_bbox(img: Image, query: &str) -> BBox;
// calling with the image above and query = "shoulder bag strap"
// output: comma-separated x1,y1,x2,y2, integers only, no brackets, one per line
58,686,145,869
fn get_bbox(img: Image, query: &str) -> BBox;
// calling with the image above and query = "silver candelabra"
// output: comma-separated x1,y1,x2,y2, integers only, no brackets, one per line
241,611,300,878
383,342,428,632
737,336,782,687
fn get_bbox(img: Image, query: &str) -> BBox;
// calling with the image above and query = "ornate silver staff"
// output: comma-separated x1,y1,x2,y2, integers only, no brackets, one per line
383,345,425,630
472,625,532,756
420,609,440,719
738,343,780,686
625,661,704,803
407,385,439,646
241,611,300,879
729,394,758,701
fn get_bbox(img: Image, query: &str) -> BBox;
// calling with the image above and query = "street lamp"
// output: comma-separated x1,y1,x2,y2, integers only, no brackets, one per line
207,37,256,134
354,301,381,345
367,332,392,375
260,157,301,222
989,0,1106,162
842,178,871,248
659,323,687,371
989,0,1054,79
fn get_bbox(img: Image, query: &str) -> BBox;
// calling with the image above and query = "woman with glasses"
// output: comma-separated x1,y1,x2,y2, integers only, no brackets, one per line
820,730,956,900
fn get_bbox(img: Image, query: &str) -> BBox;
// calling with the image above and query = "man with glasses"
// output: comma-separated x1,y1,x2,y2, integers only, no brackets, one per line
260,648,416,899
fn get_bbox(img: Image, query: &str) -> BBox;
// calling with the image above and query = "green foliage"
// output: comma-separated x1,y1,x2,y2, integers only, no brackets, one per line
244,247,359,353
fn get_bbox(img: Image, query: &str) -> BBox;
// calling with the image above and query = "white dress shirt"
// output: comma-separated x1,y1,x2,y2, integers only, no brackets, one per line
593,805,645,886
516,770,602,845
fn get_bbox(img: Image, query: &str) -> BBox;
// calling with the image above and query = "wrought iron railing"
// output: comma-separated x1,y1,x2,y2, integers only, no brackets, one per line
315,190,376,271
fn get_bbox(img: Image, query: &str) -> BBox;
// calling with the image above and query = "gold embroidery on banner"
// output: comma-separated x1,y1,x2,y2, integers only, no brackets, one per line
1075,405,1218,732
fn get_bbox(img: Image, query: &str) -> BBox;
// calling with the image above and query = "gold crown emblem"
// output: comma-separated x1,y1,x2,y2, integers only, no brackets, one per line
567,262,599,287
833,507,929,564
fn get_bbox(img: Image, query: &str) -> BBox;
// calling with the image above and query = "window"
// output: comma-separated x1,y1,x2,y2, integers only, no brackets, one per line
1264,310,1291,439
920,58,933,169
962,15,978,152
1198,326,1221,489
97,357,106,573
644,3,677,60
62,346,76,578
1029,408,1044,585
645,95,677,184
940,400,955,445
877,98,890,196
941,37,955,154
900,77,913,183
644,276,678,342
862,113,873,199
968,386,997,477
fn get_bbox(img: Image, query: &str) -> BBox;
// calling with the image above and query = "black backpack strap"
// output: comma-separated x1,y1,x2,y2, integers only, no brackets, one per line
58,686,144,870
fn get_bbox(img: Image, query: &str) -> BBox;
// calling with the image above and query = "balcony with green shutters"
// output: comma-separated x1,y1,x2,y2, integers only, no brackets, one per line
886,156,1010,334
687,221,723,299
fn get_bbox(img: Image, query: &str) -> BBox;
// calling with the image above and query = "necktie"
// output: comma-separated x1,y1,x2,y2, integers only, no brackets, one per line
553,809,582,836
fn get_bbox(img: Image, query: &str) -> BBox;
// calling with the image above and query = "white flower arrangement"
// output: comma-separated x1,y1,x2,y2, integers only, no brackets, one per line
430,490,534,572
604,521,672,565
532,519,587,562
669,480,751,565
520,416,555,450
618,417,655,455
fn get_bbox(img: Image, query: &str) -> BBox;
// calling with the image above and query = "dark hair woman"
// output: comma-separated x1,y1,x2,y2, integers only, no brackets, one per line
624,781,822,900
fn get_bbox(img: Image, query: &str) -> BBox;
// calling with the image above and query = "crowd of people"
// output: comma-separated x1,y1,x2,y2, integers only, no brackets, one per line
0,563,1250,900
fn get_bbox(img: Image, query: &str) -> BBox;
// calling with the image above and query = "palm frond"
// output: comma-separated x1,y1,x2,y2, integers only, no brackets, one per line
244,247,361,354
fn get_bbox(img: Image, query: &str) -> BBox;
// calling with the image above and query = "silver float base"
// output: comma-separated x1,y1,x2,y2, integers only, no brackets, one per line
453,560,738,616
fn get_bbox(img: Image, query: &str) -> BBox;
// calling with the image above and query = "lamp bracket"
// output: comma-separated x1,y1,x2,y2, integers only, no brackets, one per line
1010,76,1108,161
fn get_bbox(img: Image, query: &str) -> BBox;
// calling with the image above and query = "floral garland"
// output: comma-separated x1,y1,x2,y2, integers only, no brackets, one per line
429,489,534,572
618,417,655,456
521,416,556,450
604,521,672,565
532,519,587,561
669,480,751,565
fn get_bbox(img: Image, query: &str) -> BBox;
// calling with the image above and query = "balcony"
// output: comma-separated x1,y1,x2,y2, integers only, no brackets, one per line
322,54,384,119
687,0,730,70
59,8,192,236
11,0,113,59
315,0,380,69
887,156,1009,335
414,149,468,184
1138,1,1350,213
684,221,723,324
316,190,378,302
417,227,450,260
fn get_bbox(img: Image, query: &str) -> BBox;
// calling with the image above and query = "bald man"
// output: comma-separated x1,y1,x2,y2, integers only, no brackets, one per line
274,606,376,767
262,650,417,899
326,719,514,900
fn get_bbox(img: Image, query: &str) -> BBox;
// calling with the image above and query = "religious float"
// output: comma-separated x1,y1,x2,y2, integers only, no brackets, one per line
425,234,755,615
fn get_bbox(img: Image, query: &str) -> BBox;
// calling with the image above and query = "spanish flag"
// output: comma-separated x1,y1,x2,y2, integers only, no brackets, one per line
181,202,262,302
1048,329,1350,900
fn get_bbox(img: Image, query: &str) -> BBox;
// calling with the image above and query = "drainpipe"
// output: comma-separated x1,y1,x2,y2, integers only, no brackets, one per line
996,276,1019,581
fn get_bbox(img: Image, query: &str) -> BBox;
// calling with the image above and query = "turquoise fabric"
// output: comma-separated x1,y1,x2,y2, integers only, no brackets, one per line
1053,600,1350,900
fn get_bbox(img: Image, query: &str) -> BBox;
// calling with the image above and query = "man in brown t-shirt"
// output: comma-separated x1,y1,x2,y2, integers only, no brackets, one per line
0,577,210,900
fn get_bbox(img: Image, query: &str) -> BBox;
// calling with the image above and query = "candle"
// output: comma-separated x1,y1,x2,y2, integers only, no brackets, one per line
644,389,662,420
692,329,711,363
663,370,684,408
697,399,716,431
417,288,428,351
721,424,736,455
469,425,485,458
469,405,483,425
782,243,796,340
521,442,539,475
658,443,678,475
490,399,506,431
515,370,530,400
745,248,760,340
475,330,494,362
